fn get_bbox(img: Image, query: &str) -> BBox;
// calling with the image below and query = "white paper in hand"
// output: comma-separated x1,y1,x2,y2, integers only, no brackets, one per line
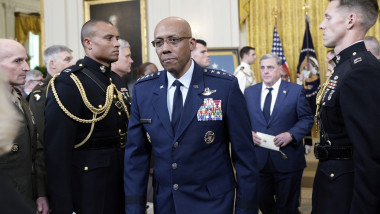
256,132,279,151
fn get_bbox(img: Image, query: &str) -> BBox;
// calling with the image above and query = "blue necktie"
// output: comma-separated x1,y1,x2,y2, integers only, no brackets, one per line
263,87,273,122
171,80,183,132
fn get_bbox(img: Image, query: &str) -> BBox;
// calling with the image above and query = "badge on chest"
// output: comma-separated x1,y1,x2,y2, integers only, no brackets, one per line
197,98,223,121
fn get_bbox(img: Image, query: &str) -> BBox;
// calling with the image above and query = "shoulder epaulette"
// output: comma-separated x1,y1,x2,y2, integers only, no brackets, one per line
135,71,161,84
203,68,235,81
61,64,83,74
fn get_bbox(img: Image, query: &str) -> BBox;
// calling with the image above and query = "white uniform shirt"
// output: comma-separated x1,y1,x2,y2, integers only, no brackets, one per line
234,62,256,93
167,60,194,121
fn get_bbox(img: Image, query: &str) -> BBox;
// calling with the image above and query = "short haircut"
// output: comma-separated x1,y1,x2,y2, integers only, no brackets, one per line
259,53,282,66
364,36,380,56
330,0,379,32
81,19,113,47
118,39,130,50
196,39,207,47
25,69,43,83
43,45,72,65
239,46,255,59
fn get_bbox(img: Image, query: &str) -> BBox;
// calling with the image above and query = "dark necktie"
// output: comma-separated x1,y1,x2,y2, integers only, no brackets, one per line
263,87,273,122
171,80,183,132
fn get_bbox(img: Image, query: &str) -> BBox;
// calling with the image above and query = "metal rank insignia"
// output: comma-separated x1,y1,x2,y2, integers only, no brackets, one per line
100,65,106,73
204,131,215,144
201,87,216,96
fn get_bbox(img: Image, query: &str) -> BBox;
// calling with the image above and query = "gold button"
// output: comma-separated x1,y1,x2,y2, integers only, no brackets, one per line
353,52,357,56
119,129,122,134
11,144,19,152
109,78,112,81
99,105,103,108
118,111,121,116
114,95,117,99
84,166,88,171
330,173,334,178
322,102,326,106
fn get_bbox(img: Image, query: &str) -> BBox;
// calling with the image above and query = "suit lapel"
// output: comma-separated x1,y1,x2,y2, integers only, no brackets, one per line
175,64,204,139
269,81,288,124
152,71,174,138
254,83,267,123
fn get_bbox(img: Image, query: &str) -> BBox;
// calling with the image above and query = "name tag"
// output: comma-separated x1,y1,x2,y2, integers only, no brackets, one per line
140,118,152,124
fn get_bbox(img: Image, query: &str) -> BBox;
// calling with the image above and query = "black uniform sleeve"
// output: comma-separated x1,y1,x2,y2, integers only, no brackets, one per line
340,65,380,212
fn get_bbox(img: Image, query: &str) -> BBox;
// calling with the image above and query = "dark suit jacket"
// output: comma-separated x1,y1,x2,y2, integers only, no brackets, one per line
124,61,258,214
244,81,313,172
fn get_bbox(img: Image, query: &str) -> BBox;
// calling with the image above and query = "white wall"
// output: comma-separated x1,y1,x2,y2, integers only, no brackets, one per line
146,0,240,69
43,0,240,69
43,0,84,61
0,0,40,39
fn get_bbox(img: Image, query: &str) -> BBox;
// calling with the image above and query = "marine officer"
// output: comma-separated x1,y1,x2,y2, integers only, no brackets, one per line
44,19,130,214
312,0,380,213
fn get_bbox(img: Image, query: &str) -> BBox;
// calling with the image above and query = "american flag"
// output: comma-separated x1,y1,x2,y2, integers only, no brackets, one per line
271,26,290,79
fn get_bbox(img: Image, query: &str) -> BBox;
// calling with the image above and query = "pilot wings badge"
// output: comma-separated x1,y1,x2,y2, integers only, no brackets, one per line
201,87,216,96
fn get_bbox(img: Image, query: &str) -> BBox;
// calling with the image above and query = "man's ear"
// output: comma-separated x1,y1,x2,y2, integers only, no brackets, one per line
189,38,196,51
346,13,357,30
49,59,55,70
83,37,92,50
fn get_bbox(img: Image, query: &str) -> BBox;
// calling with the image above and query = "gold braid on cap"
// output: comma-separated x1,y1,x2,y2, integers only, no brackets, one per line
49,73,129,148
315,69,335,133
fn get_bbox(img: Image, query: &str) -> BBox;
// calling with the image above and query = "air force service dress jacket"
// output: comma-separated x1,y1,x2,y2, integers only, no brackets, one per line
124,61,259,214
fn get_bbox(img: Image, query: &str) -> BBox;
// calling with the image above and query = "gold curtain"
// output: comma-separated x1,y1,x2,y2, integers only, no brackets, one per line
15,12,43,66
239,0,380,84
15,12,41,45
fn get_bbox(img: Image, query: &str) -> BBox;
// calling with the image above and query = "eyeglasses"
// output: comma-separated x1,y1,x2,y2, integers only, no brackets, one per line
151,36,192,48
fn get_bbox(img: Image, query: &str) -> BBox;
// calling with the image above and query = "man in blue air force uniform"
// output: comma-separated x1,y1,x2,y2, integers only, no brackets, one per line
124,17,258,214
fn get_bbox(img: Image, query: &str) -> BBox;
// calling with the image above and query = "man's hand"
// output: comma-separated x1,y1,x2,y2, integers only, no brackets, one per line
273,132,293,147
36,197,49,214
252,131,262,145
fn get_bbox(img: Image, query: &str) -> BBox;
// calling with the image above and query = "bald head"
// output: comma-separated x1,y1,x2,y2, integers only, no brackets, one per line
0,39,25,59
0,39,29,88
154,17,192,37
153,17,195,78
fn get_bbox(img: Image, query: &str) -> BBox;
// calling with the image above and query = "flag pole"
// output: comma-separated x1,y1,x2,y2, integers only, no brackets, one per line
302,0,311,70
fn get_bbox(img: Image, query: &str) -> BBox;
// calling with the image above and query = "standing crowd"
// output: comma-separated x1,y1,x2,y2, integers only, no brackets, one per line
0,0,379,214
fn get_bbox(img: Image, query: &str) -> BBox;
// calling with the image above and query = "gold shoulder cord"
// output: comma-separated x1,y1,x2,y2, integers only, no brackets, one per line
49,73,129,148
315,70,335,133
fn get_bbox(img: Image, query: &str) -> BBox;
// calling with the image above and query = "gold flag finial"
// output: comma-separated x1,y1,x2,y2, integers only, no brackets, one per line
302,0,310,16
